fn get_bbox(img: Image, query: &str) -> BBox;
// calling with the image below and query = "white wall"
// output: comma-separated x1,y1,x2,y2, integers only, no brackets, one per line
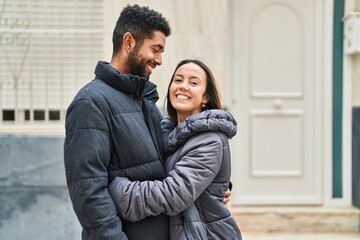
103,0,232,108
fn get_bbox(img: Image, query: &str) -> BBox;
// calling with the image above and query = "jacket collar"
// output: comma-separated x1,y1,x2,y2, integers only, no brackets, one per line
94,61,158,100
162,109,237,154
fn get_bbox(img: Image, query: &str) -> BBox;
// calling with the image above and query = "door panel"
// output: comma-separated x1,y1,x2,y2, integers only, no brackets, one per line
230,0,323,204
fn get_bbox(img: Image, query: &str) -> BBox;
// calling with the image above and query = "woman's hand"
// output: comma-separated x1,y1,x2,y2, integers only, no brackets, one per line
223,188,231,207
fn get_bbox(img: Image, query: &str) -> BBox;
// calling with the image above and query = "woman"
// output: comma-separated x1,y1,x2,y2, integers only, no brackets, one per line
109,59,242,240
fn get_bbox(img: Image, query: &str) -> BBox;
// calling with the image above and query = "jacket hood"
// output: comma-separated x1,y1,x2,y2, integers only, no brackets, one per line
94,61,159,101
161,109,237,154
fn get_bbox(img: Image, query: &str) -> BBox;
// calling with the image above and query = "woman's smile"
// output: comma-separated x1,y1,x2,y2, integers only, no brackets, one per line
169,62,208,123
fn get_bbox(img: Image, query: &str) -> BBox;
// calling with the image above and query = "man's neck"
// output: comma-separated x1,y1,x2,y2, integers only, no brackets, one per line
110,53,128,74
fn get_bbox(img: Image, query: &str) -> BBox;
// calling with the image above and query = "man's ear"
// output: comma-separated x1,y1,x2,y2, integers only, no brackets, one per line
123,32,135,52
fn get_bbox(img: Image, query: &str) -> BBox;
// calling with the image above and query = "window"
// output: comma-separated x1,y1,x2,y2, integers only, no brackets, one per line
0,0,104,129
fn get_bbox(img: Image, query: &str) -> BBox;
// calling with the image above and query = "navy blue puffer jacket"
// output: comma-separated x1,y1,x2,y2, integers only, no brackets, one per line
64,61,168,240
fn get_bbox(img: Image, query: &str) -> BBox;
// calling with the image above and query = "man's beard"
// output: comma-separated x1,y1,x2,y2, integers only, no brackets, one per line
127,47,150,79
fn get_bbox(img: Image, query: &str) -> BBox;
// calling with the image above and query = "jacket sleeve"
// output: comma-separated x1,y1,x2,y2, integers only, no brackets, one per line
109,132,223,222
64,99,127,240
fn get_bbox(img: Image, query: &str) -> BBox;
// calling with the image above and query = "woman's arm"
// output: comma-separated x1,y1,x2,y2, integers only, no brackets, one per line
109,133,225,222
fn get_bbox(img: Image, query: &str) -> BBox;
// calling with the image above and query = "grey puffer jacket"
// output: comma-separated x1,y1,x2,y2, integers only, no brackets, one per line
64,61,168,240
109,109,242,240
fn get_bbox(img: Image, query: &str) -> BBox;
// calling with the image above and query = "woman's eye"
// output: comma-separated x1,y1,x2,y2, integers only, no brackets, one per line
190,81,198,86
174,79,182,83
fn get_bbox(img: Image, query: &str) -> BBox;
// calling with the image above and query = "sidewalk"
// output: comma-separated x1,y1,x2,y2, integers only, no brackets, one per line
231,206,360,239
242,232,360,240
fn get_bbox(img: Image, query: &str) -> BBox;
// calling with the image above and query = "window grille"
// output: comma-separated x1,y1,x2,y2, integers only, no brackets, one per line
0,0,104,132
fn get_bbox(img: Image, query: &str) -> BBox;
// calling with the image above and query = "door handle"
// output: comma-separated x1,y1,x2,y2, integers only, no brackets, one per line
273,98,283,108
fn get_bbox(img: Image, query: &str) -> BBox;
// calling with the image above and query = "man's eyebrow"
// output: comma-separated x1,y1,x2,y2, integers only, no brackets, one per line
154,44,164,52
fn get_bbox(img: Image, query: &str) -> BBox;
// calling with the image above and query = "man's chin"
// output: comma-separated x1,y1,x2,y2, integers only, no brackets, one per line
135,72,150,79
143,71,151,80
142,73,150,80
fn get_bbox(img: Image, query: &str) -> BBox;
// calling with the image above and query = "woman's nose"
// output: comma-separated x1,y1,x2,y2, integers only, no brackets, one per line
179,81,189,90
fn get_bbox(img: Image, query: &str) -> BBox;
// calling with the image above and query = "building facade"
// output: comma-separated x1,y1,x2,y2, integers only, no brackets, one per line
0,0,359,239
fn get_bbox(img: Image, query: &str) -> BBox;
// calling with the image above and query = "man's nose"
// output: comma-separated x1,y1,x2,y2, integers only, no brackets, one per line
155,54,162,66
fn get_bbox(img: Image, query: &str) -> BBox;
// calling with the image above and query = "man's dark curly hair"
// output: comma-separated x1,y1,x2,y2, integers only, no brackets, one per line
112,4,171,56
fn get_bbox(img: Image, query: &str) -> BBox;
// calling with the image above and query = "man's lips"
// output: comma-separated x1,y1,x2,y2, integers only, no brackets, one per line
147,63,156,74
147,65,154,74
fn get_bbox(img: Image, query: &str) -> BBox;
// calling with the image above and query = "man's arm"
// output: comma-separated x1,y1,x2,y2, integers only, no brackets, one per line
64,99,127,240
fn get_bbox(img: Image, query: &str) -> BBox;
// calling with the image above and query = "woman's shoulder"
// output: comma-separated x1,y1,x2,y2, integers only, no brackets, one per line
186,110,237,139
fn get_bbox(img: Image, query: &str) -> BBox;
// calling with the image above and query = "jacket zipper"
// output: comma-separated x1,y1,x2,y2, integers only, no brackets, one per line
143,87,157,99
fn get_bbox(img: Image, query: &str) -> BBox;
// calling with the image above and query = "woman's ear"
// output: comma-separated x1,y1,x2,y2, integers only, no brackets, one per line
202,94,208,104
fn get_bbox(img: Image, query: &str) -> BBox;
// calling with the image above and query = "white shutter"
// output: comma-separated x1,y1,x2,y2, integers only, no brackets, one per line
0,0,104,127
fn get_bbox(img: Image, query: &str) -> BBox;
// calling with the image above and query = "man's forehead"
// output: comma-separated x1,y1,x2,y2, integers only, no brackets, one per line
144,31,166,48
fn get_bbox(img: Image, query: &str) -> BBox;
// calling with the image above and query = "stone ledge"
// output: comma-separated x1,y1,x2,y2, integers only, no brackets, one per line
230,206,360,233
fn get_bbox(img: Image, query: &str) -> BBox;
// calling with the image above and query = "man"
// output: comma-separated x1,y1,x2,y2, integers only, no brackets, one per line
64,5,171,239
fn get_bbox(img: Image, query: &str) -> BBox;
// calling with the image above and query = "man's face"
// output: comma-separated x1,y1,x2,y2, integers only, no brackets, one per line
127,31,166,79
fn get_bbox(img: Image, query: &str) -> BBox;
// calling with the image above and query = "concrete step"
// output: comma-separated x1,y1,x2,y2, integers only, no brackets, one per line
241,232,360,240
230,206,360,233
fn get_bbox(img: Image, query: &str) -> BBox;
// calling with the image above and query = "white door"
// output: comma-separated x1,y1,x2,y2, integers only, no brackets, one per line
230,0,325,204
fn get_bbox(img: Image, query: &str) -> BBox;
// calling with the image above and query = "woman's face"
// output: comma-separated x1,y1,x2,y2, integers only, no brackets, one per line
169,62,208,123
